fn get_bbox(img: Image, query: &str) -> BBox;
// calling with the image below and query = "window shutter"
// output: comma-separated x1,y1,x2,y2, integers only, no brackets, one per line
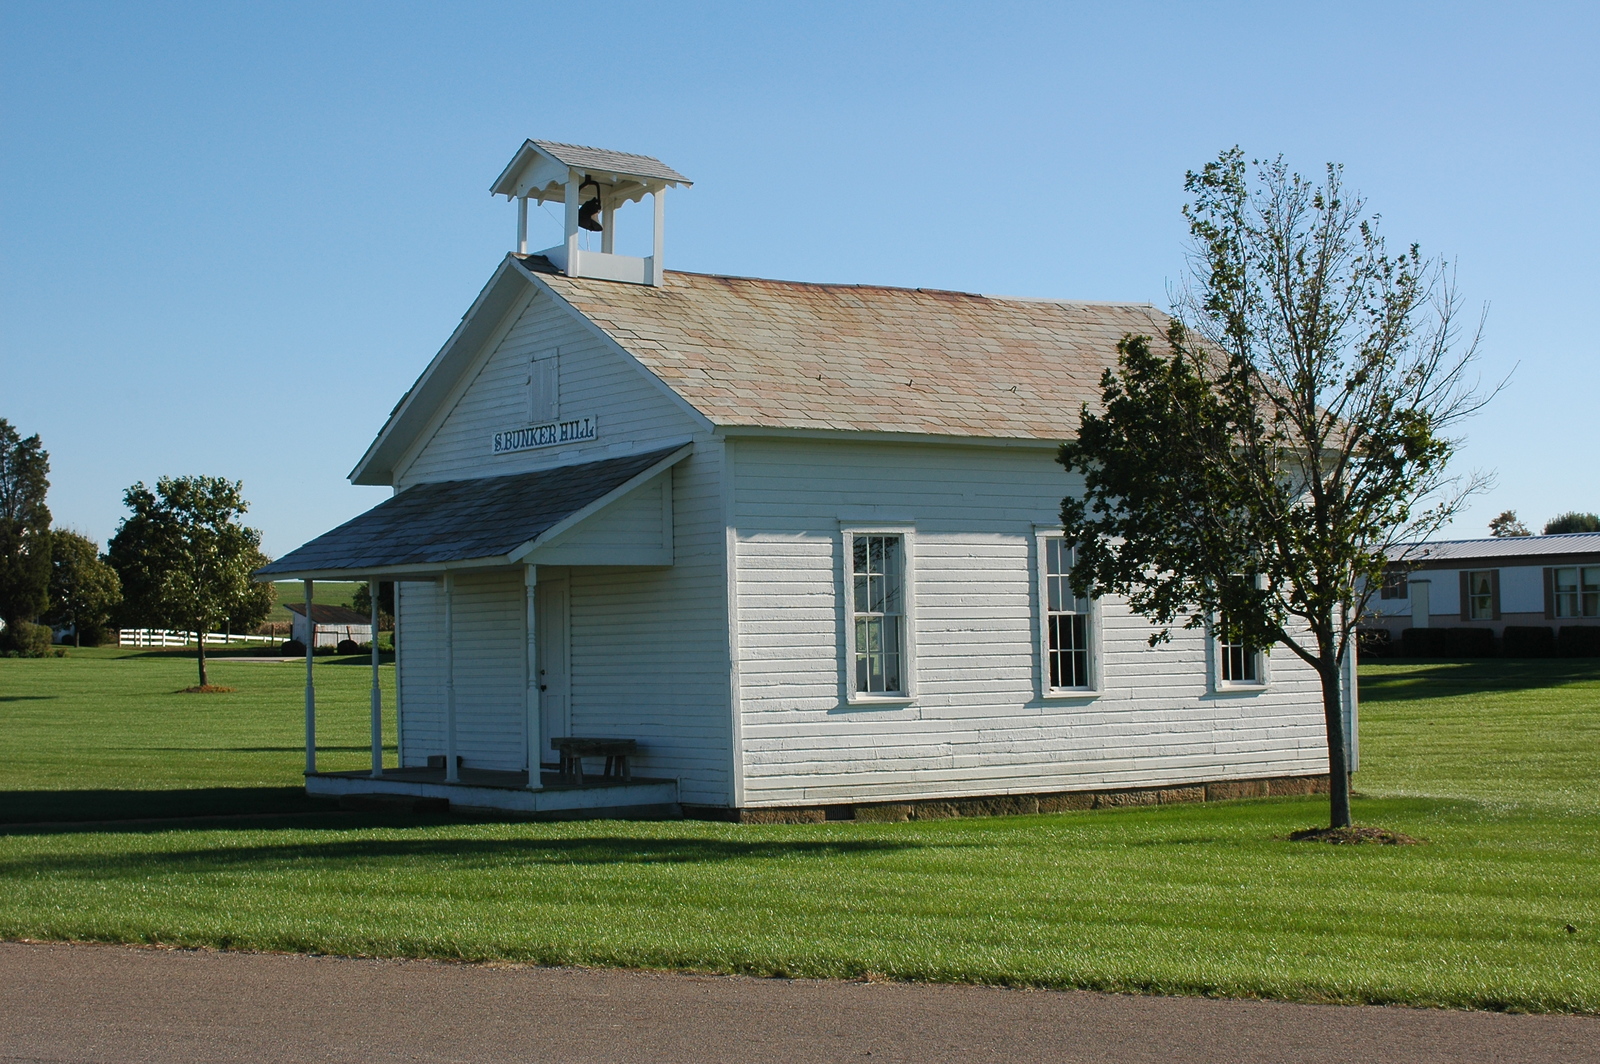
1459,571,1470,622
1490,569,1501,620
529,351,559,424
1544,568,1556,620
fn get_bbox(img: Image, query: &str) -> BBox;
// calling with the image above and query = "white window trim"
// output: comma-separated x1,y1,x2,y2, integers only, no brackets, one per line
1035,531,1103,699
840,523,916,706
1209,613,1271,692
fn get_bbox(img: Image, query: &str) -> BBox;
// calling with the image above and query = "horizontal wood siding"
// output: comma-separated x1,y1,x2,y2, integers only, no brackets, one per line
563,449,732,805
732,438,1326,807
394,571,525,771
398,288,701,488
395,578,443,766
389,288,731,801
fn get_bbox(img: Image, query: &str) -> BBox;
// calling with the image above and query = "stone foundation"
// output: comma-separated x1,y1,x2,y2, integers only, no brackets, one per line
684,774,1332,825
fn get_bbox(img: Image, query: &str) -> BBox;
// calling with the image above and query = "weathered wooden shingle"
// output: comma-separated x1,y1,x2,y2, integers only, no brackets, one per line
519,257,1168,441
258,446,680,575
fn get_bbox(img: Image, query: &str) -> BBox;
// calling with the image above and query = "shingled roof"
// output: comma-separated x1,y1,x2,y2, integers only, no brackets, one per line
519,256,1167,441
260,446,686,578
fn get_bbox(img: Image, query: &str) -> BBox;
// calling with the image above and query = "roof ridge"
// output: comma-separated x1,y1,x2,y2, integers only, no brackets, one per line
654,268,1158,309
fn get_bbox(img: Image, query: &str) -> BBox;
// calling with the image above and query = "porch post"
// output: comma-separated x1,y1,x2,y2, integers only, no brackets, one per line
369,578,382,779
444,571,458,782
303,579,316,775
524,565,542,790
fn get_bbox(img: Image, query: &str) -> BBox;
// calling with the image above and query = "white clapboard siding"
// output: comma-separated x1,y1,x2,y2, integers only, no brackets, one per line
394,571,525,771
396,578,444,766
389,282,734,803
562,449,732,804
398,288,701,487
732,437,1327,807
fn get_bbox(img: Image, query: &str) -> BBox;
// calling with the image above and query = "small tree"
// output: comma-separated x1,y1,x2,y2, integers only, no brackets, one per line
1488,510,1531,538
0,419,52,652
1059,150,1492,830
351,580,395,630
1544,512,1600,535
45,530,122,647
107,476,264,687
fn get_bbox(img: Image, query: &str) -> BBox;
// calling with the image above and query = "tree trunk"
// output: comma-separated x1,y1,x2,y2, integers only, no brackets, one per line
196,629,208,688
1318,648,1352,829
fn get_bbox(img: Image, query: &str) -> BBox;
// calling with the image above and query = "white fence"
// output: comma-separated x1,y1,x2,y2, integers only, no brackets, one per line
118,628,280,648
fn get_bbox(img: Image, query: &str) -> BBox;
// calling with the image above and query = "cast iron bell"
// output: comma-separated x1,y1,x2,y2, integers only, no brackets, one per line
578,196,603,232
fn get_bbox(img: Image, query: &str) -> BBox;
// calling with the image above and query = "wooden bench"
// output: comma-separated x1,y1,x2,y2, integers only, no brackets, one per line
550,737,638,784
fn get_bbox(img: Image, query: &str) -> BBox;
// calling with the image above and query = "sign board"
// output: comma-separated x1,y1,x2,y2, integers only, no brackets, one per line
493,415,598,455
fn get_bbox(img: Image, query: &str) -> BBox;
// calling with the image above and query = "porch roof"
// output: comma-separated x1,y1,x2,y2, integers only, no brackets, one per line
256,444,688,580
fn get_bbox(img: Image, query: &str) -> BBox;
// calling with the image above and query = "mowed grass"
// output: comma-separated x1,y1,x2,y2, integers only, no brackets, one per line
0,650,1596,1012
0,646,393,821
266,580,363,623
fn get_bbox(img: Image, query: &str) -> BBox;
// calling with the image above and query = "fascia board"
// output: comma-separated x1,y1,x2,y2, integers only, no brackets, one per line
510,259,717,435
507,443,693,564
349,256,532,486
252,555,508,582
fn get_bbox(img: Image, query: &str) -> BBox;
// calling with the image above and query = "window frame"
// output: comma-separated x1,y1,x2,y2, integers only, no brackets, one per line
1460,569,1500,622
1211,612,1270,692
1035,531,1102,698
1379,570,1409,600
1552,565,1600,618
840,525,917,705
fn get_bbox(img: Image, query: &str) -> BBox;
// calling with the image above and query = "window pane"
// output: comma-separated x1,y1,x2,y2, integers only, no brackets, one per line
1555,568,1578,618
850,534,905,695
1043,539,1091,690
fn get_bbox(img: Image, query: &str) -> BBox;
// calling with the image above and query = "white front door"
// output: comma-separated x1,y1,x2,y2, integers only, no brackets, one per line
535,574,570,764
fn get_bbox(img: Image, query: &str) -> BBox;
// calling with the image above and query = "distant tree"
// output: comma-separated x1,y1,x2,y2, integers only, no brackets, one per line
44,530,122,647
0,419,53,652
107,476,265,687
351,580,395,629
1544,512,1600,535
1488,510,1531,537
231,551,276,634
1059,149,1492,831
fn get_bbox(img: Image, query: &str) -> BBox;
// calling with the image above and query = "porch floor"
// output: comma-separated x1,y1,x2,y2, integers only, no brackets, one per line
306,766,679,817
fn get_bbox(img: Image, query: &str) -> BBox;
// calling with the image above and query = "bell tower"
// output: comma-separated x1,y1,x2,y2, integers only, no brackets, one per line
490,140,692,287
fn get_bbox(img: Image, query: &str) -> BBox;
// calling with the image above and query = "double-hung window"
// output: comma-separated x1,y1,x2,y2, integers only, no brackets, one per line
1215,607,1268,689
1379,570,1409,600
1040,535,1095,693
1465,570,1498,621
1553,566,1600,618
845,531,912,700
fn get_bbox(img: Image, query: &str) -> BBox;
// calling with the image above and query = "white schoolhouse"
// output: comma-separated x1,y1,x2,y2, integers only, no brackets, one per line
258,140,1346,820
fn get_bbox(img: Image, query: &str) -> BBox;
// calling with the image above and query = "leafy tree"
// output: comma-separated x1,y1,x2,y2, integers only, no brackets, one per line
1488,510,1531,537
0,419,52,652
1544,512,1600,535
232,551,277,634
44,530,122,647
106,476,265,687
1059,149,1491,830
351,580,394,629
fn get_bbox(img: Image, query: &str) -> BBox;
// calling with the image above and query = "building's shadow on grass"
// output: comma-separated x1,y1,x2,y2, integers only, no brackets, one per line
0,787,336,826
0,827,921,876
1360,658,1600,701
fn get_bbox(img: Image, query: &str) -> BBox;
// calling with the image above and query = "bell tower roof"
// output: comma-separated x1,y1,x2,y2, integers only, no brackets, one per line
490,139,691,204
491,138,690,287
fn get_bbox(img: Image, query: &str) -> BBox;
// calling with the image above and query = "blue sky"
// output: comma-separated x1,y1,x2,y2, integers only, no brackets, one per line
3,1,1596,557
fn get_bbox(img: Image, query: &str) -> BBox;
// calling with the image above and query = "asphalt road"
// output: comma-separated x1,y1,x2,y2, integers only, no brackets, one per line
2,941,1595,1063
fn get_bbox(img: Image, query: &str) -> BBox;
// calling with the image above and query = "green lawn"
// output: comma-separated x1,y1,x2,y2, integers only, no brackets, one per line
0,650,1596,1012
